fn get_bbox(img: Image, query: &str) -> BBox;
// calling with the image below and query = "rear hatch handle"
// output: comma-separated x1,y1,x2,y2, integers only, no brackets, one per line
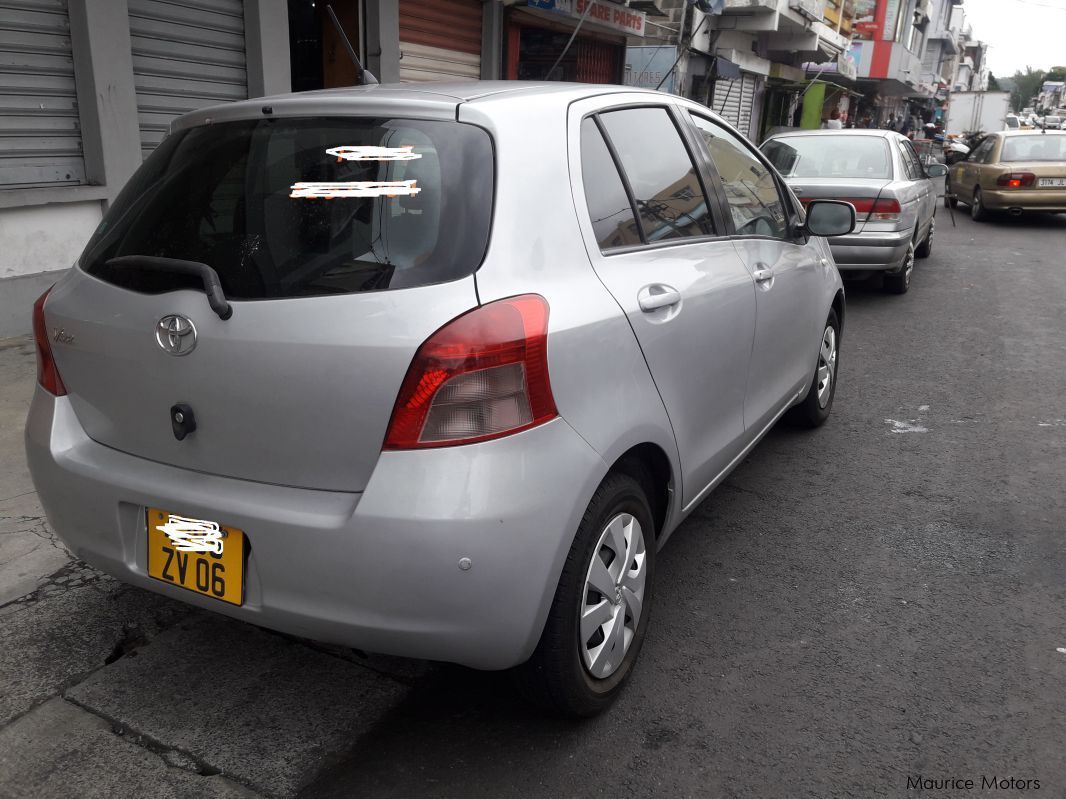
105,256,233,320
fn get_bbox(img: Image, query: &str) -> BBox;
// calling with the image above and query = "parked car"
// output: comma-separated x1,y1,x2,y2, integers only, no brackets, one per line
25,82,854,716
1045,115,1063,130
947,130,1066,220
761,129,948,294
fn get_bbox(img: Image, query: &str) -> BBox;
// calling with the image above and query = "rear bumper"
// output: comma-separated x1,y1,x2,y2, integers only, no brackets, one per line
826,228,911,271
25,389,607,670
980,188,1066,212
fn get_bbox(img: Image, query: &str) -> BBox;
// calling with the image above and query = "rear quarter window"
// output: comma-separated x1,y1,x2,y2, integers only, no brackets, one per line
81,117,494,299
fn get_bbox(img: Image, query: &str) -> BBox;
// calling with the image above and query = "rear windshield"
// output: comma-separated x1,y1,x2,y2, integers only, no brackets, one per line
1001,134,1066,162
762,136,892,179
81,117,493,298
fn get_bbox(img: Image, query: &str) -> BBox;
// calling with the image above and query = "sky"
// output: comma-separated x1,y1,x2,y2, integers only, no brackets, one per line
959,0,1066,77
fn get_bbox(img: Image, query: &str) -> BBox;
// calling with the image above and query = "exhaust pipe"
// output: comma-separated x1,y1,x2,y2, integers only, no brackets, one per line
1009,207,1023,216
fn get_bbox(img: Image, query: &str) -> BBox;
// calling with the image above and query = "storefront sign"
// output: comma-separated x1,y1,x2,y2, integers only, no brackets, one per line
530,0,646,37
882,0,902,41
624,46,677,93
852,0,878,40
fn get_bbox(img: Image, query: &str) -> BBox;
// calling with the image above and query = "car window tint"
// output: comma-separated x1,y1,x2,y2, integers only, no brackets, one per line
597,108,715,242
81,117,493,299
689,114,788,238
580,117,642,250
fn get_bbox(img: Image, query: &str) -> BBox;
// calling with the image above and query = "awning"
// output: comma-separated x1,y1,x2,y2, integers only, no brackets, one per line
713,56,741,80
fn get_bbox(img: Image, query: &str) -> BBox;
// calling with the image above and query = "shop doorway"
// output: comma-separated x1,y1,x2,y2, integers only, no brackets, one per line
288,0,363,92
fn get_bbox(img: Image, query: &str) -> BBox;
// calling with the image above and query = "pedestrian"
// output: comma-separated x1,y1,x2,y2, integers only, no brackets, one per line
825,108,843,129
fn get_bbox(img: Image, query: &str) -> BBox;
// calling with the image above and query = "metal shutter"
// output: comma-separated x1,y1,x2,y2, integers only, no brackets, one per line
399,0,481,82
128,0,247,159
737,74,757,141
713,73,757,140
713,77,742,131
0,0,85,188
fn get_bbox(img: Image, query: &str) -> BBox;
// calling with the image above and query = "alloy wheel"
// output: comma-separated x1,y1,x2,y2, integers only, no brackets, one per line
971,189,982,220
580,512,647,679
816,325,837,409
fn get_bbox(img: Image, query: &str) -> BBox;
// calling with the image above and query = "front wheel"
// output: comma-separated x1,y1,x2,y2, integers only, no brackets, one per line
788,309,840,428
513,471,655,717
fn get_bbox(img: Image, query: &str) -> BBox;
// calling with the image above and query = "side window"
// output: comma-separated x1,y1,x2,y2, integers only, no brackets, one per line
688,114,788,238
597,107,716,242
968,138,993,163
982,138,1000,163
580,118,642,250
896,142,920,179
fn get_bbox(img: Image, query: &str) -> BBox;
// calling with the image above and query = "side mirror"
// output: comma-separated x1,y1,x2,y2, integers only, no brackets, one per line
804,200,855,238
925,163,948,178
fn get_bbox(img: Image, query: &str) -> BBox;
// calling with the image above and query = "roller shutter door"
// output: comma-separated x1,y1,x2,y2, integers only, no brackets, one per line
399,0,481,82
0,0,85,188
128,0,247,159
713,73,758,140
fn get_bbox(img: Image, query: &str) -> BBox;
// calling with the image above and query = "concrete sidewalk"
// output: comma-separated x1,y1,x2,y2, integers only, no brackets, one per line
0,335,419,799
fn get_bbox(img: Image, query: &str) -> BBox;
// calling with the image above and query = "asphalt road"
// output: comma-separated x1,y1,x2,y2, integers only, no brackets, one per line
1,207,1064,799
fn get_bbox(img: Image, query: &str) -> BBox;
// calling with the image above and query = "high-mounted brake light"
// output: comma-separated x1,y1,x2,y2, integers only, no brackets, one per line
32,287,67,396
383,295,557,450
996,172,1036,188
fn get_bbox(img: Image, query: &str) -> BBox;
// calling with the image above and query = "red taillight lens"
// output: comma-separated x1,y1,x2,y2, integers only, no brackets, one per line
32,288,66,397
996,172,1036,188
383,294,557,450
801,197,900,220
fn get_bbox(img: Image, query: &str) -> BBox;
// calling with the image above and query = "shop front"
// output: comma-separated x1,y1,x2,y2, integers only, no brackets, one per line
505,1,646,83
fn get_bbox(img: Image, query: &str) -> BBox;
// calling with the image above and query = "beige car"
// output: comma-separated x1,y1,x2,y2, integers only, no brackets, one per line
947,130,1066,220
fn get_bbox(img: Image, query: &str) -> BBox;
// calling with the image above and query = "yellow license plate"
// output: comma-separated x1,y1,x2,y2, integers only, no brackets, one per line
146,507,245,605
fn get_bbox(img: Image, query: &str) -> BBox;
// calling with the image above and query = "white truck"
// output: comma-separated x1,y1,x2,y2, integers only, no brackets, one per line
943,91,1012,137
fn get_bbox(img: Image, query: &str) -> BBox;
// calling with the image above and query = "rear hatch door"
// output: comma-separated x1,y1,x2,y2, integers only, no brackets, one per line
44,112,494,492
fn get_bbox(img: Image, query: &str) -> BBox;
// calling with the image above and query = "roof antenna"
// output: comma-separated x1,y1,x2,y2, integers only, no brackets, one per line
326,4,378,85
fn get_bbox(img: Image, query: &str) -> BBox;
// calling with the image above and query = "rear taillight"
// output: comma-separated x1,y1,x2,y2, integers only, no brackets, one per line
801,197,900,221
383,294,557,450
32,287,67,396
996,172,1036,188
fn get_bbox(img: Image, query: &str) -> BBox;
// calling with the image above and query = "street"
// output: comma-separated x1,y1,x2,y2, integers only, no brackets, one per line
1,207,1065,798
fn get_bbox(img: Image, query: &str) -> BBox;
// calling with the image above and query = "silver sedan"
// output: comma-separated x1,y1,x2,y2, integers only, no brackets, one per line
26,82,852,716
762,129,948,294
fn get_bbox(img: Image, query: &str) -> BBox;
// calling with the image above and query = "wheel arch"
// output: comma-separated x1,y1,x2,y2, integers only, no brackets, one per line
609,443,675,544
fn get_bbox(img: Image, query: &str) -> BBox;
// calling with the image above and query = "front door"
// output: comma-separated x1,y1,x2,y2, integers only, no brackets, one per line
686,114,825,432
572,102,757,507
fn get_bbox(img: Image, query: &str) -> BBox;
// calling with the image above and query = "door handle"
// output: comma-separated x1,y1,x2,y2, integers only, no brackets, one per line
752,266,774,283
637,284,681,312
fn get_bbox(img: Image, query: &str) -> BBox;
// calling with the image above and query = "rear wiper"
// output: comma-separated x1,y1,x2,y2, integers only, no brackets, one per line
105,256,233,320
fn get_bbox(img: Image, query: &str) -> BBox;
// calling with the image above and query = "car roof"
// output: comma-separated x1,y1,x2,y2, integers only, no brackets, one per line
998,129,1066,137
763,129,904,140
172,81,668,131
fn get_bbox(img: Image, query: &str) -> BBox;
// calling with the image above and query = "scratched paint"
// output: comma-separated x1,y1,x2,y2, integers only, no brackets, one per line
158,514,225,554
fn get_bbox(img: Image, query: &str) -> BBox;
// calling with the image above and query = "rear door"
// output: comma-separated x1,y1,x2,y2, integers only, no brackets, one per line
897,139,935,236
44,113,494,492
688,114,826,433
571,100,756,507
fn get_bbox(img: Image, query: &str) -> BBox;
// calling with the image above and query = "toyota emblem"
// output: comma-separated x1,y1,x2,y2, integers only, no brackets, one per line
156,315,197,356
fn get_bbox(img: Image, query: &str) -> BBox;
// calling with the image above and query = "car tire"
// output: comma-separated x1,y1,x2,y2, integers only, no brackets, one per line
883,242,914,295
915,214,934,258
788,308,840,429
971,187,989,222
513,470,655,718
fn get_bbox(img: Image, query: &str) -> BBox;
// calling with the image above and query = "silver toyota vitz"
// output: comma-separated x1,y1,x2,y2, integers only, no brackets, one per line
26,82,853,716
